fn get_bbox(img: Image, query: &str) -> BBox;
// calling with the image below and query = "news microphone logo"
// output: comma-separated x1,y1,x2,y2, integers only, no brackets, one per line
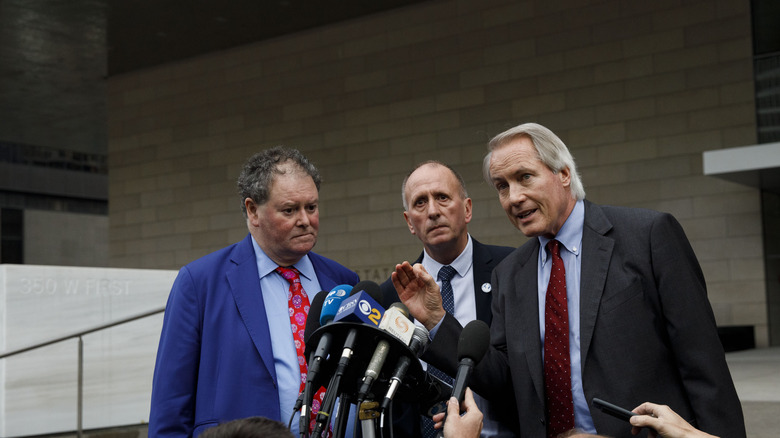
378,303,414,345
334,290,384,326
324,286,350,307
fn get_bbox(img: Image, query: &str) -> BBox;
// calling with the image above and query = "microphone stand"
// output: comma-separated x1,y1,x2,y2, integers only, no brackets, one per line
358,400,380,438
332,393,353,438
299,385,313,438
312,329,358,437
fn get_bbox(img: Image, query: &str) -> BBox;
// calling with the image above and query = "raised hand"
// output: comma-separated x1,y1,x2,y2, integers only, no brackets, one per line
391,261,446,330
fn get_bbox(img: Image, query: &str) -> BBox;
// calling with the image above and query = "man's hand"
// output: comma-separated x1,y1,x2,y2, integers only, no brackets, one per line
432,388,484,438
630,402,719,438
391,261,445,330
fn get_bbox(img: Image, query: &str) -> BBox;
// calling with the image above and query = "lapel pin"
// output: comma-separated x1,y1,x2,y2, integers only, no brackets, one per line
481,283,492,293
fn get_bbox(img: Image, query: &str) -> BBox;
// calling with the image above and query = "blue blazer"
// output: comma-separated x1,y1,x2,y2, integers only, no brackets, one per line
149,234,359,437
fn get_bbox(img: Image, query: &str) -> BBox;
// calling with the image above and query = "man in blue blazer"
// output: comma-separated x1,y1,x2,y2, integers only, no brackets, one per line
379,161,516,438
392,124,745,438
149,147,359,437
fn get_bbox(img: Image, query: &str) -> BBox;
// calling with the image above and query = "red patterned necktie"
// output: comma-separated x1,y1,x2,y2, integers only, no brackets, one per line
544,240,574,437
275,266,327,435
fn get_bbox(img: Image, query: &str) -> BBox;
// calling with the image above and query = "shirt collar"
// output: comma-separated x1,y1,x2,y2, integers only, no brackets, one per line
538,199,584,258
251,237,316,281
422,234,473,280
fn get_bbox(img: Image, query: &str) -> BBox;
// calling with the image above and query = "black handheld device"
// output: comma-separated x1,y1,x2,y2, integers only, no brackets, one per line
592,398,637,422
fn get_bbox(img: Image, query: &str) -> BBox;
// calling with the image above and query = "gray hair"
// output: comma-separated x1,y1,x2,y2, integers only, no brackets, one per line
482,123,585,200
237,146,321,217
401,160,469,210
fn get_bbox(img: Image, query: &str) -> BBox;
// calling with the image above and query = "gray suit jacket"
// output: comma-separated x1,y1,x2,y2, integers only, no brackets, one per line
425,201,745,438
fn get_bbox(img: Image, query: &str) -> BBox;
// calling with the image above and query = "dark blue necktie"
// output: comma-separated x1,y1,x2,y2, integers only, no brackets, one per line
421,265,458,438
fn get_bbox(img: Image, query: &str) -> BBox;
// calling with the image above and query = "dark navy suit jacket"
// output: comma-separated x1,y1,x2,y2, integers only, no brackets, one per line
379,237,515,438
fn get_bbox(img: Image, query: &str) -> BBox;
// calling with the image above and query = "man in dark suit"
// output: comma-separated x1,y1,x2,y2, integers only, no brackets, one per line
149,147,359,437
380,161,515,438
391,123,745,438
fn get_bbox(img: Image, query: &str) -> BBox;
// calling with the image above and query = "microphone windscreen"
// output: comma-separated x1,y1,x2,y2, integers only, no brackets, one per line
304,292,327,343
388,301,410,318
318,284,353,326
458,319,490,362
350,280,382,303
410,326,429,355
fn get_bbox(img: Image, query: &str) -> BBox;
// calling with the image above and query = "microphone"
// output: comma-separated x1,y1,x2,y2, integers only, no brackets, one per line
333,282,384,326
306,284,353,369
319,284,355,326
297,284,352,436
356,303,415,404
434,320,490,437
450,319,490,403
312,281,385,437
379,325,429,413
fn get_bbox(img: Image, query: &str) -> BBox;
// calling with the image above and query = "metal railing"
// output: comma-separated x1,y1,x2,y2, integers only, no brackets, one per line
0,306,166,438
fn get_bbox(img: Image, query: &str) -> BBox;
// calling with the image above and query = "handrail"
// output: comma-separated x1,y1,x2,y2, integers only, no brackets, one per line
0,305,166,437
0,306,165,360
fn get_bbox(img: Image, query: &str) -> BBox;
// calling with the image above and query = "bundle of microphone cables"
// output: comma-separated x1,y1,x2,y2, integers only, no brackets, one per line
291,280,490,438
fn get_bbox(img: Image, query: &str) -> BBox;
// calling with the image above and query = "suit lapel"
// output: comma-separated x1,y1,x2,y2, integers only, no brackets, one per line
309,252,337,292
579,201,614,368
513,242,546,406
471,240,495,325
226,236,277,384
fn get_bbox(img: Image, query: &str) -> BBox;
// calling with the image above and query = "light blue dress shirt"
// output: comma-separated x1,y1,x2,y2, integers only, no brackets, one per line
537,200,595,433
252,239,322,437
251,239,357,437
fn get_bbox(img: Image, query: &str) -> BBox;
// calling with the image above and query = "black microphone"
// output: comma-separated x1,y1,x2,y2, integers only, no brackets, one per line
312,281,385,437
296,284,352,437
379,325,429,413
450,319,490,404
434,320,490,438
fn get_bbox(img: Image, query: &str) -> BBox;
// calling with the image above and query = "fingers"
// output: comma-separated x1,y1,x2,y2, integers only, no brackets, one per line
462,388,477,410
630,402,660,430
632,401,661,417
432,411,445,430
412,262,433,282
392,262,413,287
462,389,483,424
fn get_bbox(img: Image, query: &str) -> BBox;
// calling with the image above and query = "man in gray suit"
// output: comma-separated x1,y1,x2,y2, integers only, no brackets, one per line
380,161,515,438
391,123,745,438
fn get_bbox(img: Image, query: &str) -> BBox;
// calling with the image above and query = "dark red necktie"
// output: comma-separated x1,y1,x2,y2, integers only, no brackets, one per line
543,240,574,437
275,266,328,435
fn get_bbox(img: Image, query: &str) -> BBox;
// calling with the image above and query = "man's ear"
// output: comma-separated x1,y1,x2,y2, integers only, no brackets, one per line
245,198,260,225
403,211,416,235
558,167,571,188
464,197,473,224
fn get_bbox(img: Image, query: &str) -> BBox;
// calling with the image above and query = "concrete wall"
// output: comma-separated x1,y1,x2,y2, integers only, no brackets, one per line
107,0,766,343
0,265,177,437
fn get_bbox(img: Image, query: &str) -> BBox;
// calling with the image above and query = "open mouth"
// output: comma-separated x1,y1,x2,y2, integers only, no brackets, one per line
518,209,536,219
